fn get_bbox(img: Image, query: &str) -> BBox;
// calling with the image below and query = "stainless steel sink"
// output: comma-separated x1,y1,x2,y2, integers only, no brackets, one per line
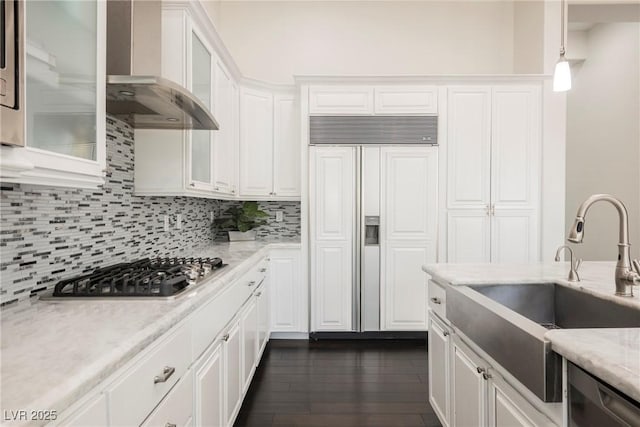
446,283,640,403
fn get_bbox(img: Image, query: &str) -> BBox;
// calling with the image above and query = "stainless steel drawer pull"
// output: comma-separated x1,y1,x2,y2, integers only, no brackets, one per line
259,268,267,273
223,333,230,342
248,280,256,287
154,366,175,384
477,367,485,374
443,331,449,337
166,423,177,427
256,292,262,297
430,297,442,305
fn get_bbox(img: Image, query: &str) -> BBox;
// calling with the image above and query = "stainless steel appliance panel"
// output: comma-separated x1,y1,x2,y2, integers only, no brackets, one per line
568,362,640,427
1,0,24,146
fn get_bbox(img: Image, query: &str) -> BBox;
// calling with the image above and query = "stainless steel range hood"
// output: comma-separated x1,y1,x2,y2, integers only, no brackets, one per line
106,0,218,130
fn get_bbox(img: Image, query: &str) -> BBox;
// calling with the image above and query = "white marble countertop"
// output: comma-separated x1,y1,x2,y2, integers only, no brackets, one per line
0,239,300,425
423,261,640,402
546,328,640,402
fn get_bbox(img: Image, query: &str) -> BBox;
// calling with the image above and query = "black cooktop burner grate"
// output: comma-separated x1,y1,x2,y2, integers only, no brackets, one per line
52,257,224,297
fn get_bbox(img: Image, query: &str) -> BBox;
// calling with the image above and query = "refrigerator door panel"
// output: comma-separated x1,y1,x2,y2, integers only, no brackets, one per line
362,245,380,331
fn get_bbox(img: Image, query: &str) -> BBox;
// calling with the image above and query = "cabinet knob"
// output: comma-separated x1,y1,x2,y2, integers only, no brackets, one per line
443,331,450,337
256,292,262,297
273,192,277,196
215,186,220,191
477,367,485,374
482,372,492,381
259,268,267,273
190,182,195,187
248,280,256,287
153,366,175,384
223,333,230,342
430,297,442,305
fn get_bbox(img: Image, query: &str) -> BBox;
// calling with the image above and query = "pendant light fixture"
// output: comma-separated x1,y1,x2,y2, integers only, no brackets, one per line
553,0,572,92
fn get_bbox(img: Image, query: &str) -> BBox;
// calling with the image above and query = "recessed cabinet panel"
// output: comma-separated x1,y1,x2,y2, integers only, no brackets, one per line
312,243,353,331
382,244,431,330
381,147,437,241
241,298,258,393
195,343,224,427
428,314,450,427
239,88,274,197
273,95,300,197
311,147,355,241
224,321,242,425
447,87,491,209
447,211,491,263
491,211,537,263
213,61,237,194
452,338,488,427
491,87,540,208
374,86,438,114
270,253,302,332
309,86,374,115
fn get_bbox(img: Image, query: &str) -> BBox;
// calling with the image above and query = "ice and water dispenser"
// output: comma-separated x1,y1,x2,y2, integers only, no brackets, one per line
364,216,379,246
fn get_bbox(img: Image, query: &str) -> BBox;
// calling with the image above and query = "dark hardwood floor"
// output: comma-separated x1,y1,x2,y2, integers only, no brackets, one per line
234,339,443,427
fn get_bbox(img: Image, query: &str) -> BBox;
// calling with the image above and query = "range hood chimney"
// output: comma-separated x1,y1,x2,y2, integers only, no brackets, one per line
106,0,219,130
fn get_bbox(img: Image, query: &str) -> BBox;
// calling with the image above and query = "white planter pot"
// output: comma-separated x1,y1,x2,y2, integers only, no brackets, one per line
228,230,257,242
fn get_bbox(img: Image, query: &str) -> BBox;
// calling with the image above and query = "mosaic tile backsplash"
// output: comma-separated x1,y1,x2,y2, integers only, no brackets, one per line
0,117,300,306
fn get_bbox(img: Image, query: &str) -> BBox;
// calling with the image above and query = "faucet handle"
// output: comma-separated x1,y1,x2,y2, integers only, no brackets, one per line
632,259,640,275
568,258,581,282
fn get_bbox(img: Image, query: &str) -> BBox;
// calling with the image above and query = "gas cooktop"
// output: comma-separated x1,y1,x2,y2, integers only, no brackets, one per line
49,257,226,298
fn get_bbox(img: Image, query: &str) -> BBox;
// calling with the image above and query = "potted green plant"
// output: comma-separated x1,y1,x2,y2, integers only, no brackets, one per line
214,201,269,241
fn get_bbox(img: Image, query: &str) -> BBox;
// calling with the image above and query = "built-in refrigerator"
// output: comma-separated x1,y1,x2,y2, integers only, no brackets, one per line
309,116,438,335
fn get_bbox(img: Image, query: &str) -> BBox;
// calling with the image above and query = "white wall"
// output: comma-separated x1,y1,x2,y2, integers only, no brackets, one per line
566,23,640,260
214,1,520,84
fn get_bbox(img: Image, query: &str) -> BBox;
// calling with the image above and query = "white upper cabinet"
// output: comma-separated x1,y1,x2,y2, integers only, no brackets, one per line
212,59,238,195
446,87,492,210
188,29,214,191
273,94,301,197
238,87,301,200
309,85,438,115
0,0,106,188
309,86,374,115
374,86,438,114
239,87,274,197
445,85,540,264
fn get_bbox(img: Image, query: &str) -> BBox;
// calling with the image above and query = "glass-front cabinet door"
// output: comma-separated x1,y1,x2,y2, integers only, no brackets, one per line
0,0,106,188
188,30,213,190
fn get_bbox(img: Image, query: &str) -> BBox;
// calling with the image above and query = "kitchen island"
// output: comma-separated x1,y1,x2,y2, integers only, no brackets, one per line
0,240,300,426
423,261,640,427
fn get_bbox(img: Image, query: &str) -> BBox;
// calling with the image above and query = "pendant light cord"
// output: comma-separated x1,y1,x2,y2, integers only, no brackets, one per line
560,0,566,56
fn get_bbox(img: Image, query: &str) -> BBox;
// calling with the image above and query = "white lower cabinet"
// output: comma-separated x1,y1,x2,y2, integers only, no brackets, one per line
428,289,558,427
256,282,270,357
269,249,305,333
223,319,242,426
57,394,108,427
451,336,489,427
141,369,194,427
194,341,224,427
488,371,556,427
428,313,451,427
241,297,259,393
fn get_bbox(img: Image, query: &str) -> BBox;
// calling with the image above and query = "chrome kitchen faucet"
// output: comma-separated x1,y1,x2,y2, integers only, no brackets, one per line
568,194,640,296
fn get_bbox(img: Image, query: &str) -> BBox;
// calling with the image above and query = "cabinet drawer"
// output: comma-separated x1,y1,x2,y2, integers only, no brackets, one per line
108,325,191,426
141,369,193,427
192,260,268,359
374,86,438,114
309,86,374,115
428,280,447,320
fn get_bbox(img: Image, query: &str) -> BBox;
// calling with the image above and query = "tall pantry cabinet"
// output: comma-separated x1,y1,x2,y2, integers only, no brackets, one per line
445,86,541,263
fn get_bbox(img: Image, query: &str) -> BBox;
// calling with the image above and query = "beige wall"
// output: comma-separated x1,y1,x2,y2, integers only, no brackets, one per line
566,23,640,260
513,1,544,73
213,1,525,84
